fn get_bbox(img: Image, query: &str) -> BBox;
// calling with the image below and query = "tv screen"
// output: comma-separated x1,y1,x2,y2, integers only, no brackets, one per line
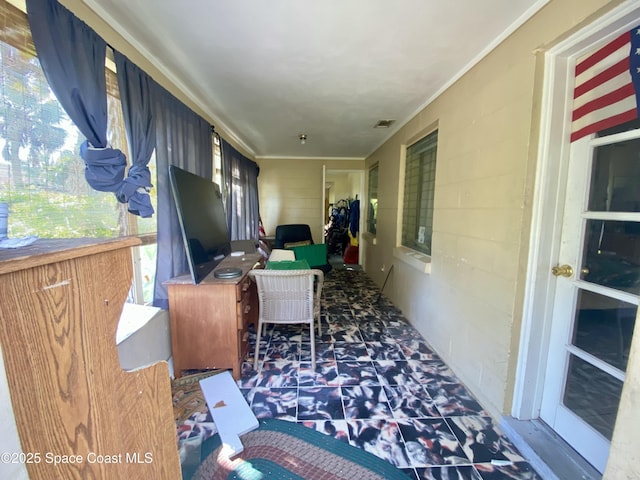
169,165,231,284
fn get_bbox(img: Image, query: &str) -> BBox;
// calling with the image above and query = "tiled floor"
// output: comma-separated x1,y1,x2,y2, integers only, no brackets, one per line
233,267,542,480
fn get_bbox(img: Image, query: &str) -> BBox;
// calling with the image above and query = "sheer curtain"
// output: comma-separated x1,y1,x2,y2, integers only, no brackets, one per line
220,137,260,241
153,85,212,308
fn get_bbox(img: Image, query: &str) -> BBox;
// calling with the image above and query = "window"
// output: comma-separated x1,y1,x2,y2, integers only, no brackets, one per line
0,2,159,302
367,163,378,234
213,134,222,186
401,130,438,255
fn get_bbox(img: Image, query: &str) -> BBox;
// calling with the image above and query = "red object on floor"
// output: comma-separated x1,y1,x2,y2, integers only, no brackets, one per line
343,245,359,264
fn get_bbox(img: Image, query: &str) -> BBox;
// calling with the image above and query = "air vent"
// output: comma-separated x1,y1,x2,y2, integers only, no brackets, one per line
374,119,395,128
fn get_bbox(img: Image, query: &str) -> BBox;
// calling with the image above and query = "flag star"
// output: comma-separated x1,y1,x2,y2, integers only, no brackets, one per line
636,47,640,55
636,28,640,35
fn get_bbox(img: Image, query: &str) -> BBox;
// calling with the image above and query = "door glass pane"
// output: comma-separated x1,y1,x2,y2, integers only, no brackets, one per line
563,354,623,440
572,289,636,371
581,220,640,295
588,137,640,212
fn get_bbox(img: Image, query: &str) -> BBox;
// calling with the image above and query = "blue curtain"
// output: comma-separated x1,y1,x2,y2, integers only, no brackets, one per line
114,51,156,218
153,85,212,308
26,0,127,195
220,138,260,241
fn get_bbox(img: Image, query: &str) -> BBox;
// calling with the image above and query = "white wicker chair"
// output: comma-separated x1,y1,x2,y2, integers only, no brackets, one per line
248,268,324,371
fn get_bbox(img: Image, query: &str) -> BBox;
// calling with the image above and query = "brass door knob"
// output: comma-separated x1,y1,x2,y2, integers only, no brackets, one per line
551,264,574,277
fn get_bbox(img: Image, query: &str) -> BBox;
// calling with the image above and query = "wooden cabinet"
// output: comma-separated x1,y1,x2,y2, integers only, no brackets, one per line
166,253,261,380
0,238,180,479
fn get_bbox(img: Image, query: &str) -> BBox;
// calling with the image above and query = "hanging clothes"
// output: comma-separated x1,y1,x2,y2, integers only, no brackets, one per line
348,199,360,246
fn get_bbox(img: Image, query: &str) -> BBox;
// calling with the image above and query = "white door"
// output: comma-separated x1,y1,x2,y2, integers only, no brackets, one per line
540,125,640,472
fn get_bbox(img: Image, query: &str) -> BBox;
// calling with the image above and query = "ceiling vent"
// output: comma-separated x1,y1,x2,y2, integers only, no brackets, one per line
374,119,395,128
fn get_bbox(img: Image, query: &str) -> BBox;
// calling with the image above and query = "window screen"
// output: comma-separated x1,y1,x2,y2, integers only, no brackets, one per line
401,130,438,255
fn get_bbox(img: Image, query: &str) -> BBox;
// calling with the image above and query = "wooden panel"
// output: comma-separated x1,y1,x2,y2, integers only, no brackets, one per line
169,282,238,372
0,237,140,275
0,239,180,479
167,253,262,379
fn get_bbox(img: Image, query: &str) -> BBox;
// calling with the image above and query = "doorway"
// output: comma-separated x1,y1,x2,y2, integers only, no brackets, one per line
323,168,364,267
539,126,640,473
514,6,640,474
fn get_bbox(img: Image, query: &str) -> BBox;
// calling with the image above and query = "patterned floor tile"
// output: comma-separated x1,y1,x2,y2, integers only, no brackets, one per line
415,465,482,479
397,418,470,467
333,341,371,361
342,385,392,419
227,268,540,479
299,419,351,443
336,360,379,385
384,384,441,419
298,361,340,386
347,419,410,468
248,387,297,420
366,340,405,360
375,360,420,388
445,416,525,464
297,386,344,420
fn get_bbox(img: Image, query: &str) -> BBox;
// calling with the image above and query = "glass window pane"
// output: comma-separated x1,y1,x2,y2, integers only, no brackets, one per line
139,243,157,304
572,289,636,371
582,220,640,295
589,138,640,212
1,32,121,238
402,130,437,255
563,354,623,440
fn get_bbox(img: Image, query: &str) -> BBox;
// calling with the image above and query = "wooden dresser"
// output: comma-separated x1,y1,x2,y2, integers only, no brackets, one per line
166,252,262,380
0,238,180,479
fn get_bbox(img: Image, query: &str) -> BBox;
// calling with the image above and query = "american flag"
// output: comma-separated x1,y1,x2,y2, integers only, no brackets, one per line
571,25,640,142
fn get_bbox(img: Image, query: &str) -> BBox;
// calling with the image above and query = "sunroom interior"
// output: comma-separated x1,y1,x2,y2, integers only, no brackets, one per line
1,0,640,479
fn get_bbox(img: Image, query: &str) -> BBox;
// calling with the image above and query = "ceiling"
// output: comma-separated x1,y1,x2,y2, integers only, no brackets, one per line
85,0,547,160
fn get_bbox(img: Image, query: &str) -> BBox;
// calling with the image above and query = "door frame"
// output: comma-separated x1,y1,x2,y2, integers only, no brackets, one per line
322,167,365,264
513,1,640,421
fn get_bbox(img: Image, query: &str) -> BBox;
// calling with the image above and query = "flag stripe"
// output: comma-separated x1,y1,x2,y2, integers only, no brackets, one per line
573,68,631,110
570,109,637,142
570,26,640,142
575,31,630,76
572,96,637,133
572,83,636,121
574,57,629,99
574,41,629,94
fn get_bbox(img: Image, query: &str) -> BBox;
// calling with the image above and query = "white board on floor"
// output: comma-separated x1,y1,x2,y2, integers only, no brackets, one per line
199,370,258,454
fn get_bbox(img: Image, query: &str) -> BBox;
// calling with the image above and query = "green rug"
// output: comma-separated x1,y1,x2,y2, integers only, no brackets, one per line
186,419,410,480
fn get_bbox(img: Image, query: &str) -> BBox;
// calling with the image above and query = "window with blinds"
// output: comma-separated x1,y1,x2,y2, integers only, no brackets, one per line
401,130,438,255
367,163,378,234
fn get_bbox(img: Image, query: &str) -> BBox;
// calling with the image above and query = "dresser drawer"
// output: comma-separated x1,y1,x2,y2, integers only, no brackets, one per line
236,275,252,301
237,291,253,330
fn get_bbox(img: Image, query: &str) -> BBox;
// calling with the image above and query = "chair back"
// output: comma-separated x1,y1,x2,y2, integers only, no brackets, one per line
249,269,316,323
274,224,313,249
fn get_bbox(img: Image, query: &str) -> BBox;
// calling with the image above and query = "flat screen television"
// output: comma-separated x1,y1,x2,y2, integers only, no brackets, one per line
169,164,231,284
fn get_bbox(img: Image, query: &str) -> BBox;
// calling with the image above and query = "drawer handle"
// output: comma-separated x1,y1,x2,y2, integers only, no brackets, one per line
244,305,251,314
242,281,250,292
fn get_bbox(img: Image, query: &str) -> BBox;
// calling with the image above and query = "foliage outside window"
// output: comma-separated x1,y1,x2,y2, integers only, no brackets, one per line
367,163,378,234
401,130,438,255
0,2,159,302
